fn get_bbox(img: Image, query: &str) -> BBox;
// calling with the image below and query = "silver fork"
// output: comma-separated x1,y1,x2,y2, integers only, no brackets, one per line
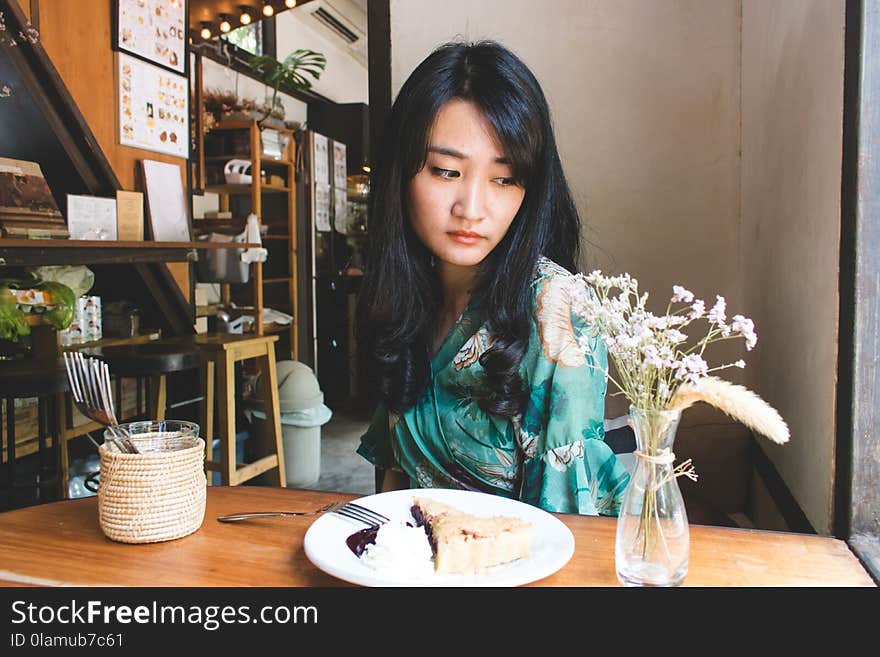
217,501,347,522
217,501,390,526
332,502,390,528
63,352,138,454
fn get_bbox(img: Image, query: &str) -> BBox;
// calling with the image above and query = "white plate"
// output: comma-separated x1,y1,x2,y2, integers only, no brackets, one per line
303,488,575,587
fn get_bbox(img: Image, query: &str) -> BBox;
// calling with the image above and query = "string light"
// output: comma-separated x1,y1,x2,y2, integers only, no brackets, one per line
219,14,232,33
239,6,252,25
285,0,297,8
262,1,275,17
199,22,213,40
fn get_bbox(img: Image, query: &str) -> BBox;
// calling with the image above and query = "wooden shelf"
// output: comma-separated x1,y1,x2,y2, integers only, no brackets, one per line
0,239,190,266
263,322,292,335
204,156,291,167
201,118,297,355
61,331,162,351
18,316,160,348
0,239,260,267
193,218,246,233
210,119,295,135
260,158,293,167
204,184,290,194
193,241,261,248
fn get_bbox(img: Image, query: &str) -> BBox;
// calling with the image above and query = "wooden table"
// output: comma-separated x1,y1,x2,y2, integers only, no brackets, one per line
0,487,873,587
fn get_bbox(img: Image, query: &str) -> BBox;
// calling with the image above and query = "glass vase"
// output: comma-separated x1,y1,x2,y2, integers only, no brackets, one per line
615,406,689,587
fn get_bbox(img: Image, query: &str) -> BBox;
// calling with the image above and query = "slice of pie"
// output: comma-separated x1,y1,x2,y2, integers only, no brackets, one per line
411,496,533,574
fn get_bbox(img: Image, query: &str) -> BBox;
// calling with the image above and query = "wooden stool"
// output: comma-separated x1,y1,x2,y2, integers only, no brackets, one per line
193,334,286,487
81,341,203,422
0,357,69,510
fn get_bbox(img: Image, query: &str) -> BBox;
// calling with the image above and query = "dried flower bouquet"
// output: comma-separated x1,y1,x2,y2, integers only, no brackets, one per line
569,272,788,445
569,271,789,585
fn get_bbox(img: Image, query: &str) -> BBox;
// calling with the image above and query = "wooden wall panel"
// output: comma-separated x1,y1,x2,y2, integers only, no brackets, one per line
37,0,190,299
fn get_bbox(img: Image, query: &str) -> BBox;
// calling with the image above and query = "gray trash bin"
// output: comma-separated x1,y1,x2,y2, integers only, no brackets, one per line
254,361,332,487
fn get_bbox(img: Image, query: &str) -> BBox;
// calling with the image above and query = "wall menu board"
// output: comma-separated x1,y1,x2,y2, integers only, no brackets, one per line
115,0,187,74
118,53,189,158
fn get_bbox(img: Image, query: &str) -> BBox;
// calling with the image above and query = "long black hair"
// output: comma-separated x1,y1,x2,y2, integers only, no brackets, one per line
358,40,582,417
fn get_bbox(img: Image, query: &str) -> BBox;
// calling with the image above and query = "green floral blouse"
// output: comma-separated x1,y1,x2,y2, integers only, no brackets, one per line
357,257,630,516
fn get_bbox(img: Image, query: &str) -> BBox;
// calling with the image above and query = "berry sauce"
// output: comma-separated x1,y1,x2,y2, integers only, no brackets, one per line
345,526,380,557
345,507,424,557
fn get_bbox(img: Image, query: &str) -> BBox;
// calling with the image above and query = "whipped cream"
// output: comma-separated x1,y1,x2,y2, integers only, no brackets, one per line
360,521,434,578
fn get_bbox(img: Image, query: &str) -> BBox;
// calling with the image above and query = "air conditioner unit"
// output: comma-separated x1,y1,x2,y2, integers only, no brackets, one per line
301,0,367,67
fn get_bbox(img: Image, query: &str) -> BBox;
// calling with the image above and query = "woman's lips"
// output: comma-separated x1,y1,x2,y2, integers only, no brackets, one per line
448,231,484,245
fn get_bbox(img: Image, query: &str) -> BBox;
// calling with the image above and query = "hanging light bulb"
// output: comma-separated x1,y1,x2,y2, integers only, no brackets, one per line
199,22,213,40
262,1,275,17
219,15,232,33
239,6,252,25
285,0,297,8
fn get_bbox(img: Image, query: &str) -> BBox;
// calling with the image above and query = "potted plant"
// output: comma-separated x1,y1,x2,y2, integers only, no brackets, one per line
247,49,327,128
202,87,240,130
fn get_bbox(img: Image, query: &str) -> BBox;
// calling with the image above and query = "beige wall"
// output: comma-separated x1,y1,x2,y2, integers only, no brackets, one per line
389,1,849,531
390,0,742,313
741,0,845,534
276,4,369,104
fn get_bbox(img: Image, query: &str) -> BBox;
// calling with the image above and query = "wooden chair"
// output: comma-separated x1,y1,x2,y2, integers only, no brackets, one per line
193,334,286,487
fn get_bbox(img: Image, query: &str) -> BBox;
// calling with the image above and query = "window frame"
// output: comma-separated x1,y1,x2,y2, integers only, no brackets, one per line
837,0,880,583
220,16,276,59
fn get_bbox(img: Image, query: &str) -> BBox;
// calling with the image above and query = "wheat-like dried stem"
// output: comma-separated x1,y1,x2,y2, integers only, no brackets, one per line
669,376,789,444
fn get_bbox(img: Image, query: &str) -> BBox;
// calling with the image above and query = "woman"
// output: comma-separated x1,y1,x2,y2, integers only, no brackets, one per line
356,40,629,515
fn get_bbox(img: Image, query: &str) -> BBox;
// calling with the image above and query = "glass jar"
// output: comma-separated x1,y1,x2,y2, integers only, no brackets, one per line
615,406,689,587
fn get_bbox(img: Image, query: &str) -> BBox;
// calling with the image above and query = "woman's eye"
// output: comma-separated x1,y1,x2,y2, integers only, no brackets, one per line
430,167,459,179
494,177,517,187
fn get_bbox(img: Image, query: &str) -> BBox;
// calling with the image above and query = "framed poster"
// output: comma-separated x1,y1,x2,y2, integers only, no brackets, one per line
333,140,347,189
312,133,330,185
113,0,187,75
141,160,191,242
118,52,189,158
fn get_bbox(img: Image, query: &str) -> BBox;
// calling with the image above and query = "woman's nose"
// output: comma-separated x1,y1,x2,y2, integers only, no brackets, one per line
451,179,487,222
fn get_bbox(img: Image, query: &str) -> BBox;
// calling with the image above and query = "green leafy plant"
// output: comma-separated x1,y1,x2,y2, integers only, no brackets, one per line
38,281,76,330
0,289,29,342
247,49,327,125
0,276,76,341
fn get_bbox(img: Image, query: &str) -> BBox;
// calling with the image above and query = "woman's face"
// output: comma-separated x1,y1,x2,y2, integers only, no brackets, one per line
408,99,526,268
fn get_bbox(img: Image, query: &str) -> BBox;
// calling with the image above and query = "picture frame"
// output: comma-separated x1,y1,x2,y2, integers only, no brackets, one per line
140,159,191,242
66,195,118,241
117,52,189,159
112,0,188,76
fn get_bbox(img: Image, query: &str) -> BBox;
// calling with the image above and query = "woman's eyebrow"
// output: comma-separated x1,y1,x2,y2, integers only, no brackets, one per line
427,145,510,164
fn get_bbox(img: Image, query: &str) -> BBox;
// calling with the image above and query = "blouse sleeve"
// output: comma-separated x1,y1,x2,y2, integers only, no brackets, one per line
356,402,400,471
517,272,630,515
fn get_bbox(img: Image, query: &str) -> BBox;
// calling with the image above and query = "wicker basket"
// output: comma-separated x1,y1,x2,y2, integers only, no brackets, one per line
98,438,207,544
